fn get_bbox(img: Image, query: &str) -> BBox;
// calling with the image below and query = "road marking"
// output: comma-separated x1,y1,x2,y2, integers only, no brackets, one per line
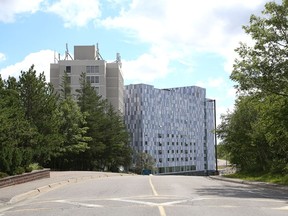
149,176,166,216
158,206,166,216
149,176,159,196
54,200,103,208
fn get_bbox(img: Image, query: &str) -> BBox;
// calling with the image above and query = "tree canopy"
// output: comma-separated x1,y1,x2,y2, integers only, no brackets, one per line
230,0,288,97
219,0,288,175
0,66,132,175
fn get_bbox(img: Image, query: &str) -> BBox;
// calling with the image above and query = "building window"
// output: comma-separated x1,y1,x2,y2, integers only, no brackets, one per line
86,66,99,74
159,158,162,163
66,66,71,73
158,150,162,155
86,76,99,84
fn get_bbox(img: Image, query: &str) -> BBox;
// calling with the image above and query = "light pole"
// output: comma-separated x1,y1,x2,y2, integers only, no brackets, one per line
208,99,218,175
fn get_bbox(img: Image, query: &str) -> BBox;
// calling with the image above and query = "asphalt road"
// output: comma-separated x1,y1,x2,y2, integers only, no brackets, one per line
0,175,287,216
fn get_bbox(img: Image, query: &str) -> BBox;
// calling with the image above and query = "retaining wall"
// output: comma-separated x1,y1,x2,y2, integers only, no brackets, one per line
0,169,50,188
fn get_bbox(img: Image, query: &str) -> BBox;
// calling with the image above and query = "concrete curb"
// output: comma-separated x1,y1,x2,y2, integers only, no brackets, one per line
7,173,129,205
209,175,288,192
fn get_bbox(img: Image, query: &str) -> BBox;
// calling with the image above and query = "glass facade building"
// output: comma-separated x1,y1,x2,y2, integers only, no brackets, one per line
124,84,216,174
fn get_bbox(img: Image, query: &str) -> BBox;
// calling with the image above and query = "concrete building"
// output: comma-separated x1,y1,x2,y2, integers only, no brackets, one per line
124,84,216,175
50,45,124,113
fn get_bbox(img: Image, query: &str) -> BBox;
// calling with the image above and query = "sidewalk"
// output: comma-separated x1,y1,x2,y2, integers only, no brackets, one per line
0,171,128,206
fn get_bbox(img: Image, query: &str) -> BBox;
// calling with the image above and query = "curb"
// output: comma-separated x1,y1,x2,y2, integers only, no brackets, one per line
7,173,129,205
209,175,288,192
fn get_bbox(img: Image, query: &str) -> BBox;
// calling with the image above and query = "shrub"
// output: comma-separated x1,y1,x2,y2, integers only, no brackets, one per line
13,167,25,175
0,172,8,179
25,166,33,173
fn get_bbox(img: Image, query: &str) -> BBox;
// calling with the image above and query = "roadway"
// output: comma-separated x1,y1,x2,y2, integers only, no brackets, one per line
0,175,287,216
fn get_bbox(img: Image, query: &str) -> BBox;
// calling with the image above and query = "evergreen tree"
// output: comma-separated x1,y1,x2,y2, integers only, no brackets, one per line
50,73,91,170
17,65,61,166
101,104,131,171
76,72,107,170
0,76,35,175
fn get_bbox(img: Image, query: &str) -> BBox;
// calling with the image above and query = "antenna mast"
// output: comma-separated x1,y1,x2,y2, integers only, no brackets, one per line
65,43,73,60
95,43,103,60
116,52,122,68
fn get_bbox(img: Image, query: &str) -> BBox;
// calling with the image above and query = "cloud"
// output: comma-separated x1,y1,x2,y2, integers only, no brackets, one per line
122,53,170,83
0,50,55,82
46,0,101,27
0,53,6,62
102,0,268,75
0,0,45,23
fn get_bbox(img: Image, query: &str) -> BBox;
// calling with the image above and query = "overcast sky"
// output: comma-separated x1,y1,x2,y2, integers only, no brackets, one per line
0,0,278,123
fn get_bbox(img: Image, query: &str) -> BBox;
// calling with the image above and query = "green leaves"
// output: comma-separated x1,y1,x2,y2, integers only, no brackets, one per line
75,73,132,171
231,0,288,97
223,1,288,175
0,66,131,175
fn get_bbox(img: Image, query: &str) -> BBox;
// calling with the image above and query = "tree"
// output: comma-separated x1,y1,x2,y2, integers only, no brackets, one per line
17,65,61,166
133,152,155,174
230,0,288,96
76,72,107,170
217,96,271,172
49,73,91,170
101,103,131,171
0,76,35,175
76,73,132,171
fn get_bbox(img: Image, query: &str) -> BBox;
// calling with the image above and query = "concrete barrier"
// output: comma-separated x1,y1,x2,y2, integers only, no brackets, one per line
0,169,50,188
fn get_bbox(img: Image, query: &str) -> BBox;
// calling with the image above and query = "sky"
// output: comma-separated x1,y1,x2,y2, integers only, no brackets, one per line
0,0,278,124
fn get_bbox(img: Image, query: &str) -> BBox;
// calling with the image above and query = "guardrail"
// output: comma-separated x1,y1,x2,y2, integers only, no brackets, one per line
0,169,50,188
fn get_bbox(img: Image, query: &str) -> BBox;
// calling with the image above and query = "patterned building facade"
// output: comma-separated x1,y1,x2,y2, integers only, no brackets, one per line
124,84,216,174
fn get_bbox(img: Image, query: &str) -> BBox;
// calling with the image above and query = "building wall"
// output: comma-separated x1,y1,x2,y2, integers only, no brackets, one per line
50,46,124,113
124,84,216,174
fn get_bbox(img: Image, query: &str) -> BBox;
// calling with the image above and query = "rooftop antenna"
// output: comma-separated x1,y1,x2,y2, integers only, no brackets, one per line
54,51,58,63
65,43,73,60
116,52,122,68
95,43,103,60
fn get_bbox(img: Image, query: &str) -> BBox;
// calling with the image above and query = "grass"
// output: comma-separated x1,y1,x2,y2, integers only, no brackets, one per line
224,172,288,186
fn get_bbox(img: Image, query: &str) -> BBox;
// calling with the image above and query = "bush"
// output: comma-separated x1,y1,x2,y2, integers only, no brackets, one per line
13,167,25,175
25,166,33,173
28,163,43,171
0,172,8,179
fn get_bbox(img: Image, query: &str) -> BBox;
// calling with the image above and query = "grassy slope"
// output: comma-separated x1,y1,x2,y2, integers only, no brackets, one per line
225,172,288,186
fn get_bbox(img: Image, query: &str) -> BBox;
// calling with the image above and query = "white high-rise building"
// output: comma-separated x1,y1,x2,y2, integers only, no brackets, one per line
124,84,216,175
50,45,124,113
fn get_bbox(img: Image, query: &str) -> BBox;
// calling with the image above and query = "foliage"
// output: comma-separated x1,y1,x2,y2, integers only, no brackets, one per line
17,65,61,165
0,66,132,175
76,73,132,171
216,143,229,160
230,0,288,96
219,0,288,176
133,152,155,174
225,172,288,186
49,73,91,170
0,75,35,175
0,172,8,179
